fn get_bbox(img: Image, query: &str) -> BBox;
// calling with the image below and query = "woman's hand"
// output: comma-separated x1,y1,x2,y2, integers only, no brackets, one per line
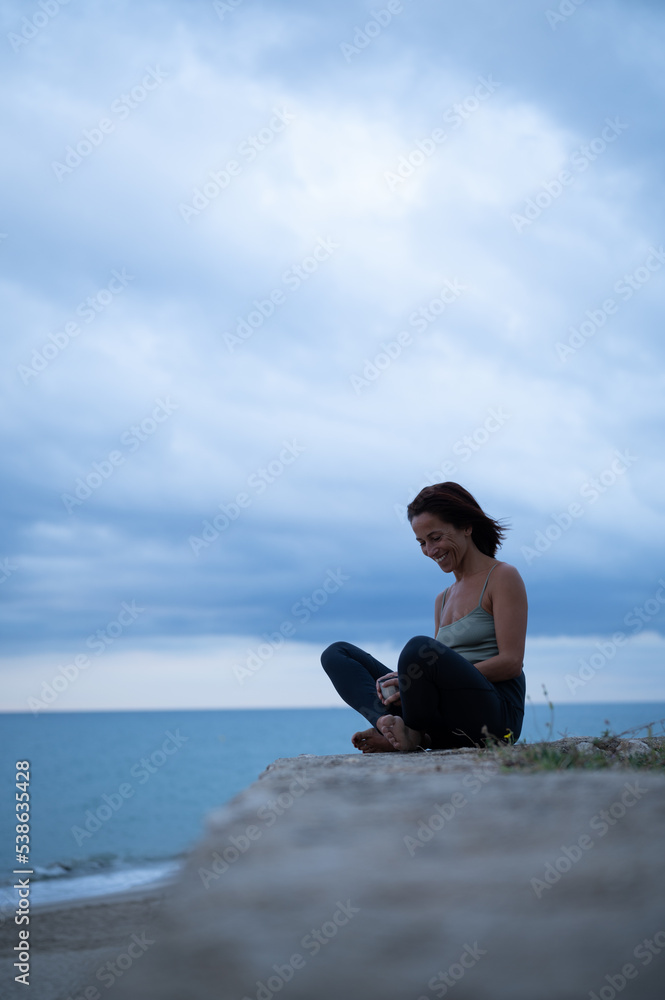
376,671,401,707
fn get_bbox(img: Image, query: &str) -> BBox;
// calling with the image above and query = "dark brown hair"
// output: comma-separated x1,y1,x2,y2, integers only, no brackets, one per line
407,482,508,557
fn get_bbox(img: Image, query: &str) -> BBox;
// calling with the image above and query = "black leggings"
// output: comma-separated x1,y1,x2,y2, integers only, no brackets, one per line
321,636,523,749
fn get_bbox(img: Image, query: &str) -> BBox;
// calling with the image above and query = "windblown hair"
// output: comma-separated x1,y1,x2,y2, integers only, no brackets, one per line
406,482,508,558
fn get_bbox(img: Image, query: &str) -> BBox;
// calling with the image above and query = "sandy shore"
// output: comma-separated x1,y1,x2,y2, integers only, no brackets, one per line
0,885,168,1000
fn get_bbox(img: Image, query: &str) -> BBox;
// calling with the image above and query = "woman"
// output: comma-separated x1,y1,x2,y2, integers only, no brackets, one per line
321,482,527,752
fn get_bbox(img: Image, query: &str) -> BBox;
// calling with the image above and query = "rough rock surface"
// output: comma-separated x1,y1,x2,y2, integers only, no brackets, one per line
120,743,665,1000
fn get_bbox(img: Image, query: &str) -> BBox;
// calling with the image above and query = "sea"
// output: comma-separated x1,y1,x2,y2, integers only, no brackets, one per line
1,704,664,914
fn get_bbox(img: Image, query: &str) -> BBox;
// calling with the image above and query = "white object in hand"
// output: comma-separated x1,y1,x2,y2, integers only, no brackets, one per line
380,681,399,700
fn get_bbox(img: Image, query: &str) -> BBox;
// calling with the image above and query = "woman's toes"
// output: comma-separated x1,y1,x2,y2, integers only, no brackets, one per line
376,714,421,751
352,726,396,753
376,716,398,745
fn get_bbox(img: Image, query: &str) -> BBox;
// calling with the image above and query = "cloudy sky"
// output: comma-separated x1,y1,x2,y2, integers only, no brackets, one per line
1,0,664,711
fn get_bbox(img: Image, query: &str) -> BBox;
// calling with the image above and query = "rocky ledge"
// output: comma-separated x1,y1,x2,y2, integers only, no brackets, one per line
120,740,665,1000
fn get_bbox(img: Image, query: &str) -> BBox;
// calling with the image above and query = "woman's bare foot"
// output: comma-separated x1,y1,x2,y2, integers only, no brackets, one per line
351,727,396,753
376,714,424,752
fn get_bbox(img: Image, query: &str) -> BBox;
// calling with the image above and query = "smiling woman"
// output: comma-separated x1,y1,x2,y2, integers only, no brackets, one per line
321,482,528,752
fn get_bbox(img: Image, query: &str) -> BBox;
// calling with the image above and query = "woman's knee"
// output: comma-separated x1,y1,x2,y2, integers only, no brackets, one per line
398,635,437,672
320,640,349,672
395,637,433,691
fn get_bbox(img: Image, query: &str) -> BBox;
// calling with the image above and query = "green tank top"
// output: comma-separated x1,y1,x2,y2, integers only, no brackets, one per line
436,563,525,713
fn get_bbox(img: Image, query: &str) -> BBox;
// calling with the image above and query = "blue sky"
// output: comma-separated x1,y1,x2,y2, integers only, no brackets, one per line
1,0,664,711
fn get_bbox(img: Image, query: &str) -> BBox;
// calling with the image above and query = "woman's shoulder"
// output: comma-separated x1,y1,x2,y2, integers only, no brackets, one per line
487,560,527,596
490,559,522,579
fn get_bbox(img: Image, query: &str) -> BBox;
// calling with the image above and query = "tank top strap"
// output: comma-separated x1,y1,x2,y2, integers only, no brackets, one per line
478,563,499,604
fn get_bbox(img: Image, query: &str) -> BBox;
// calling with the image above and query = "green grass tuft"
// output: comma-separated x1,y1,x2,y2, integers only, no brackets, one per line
479,691,665,771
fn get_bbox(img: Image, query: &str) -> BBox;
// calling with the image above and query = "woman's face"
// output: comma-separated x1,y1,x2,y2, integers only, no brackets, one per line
410,512,472,572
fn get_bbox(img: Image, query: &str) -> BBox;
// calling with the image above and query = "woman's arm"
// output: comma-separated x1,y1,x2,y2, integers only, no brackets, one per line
472,563,528,682
434,590,445,638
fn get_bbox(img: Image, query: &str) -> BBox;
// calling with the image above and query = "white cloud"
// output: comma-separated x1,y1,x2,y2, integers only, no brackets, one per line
4,631,665,713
